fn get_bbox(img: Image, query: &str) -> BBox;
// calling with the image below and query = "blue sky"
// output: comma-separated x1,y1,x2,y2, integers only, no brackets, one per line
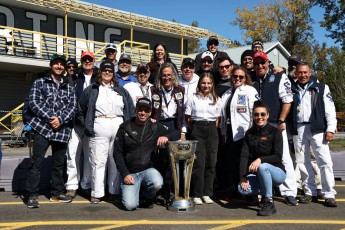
86,0,336,47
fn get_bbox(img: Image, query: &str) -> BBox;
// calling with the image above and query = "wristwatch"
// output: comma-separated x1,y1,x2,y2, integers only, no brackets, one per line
278,119,285,125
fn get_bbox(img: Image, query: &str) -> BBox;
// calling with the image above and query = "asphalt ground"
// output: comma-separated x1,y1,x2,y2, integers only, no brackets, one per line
0,181,344,230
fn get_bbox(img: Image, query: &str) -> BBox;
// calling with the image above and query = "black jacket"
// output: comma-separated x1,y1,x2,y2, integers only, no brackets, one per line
113,118,180,178
239,123,285,178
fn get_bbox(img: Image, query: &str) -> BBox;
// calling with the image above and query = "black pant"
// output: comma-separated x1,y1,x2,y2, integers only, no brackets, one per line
26,132,68,196
191,121,218,197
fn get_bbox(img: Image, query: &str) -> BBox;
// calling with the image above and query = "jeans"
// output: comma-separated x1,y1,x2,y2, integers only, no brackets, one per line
26,132,68,196
121,168,163,211
238,163,286,197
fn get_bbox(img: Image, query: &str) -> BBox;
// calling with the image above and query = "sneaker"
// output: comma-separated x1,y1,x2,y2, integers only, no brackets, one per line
90,197,101,204
324,198,337,207
155,194,167,206
141,199,154,209
27,195,39,209
50,194,72,203
193,197,203,205
202,196,213,204
299,194,318,204
66,190,76,199
285,196,298,206
257,197,277,216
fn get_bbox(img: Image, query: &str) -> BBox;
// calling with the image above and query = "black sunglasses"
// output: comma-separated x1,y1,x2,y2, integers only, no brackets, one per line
254,60,267,66
208,41,219,46
202,60,213,64
82,57,94,62
219,64,231,70
232,74,245,80
67,65,76,69
254,112,267,117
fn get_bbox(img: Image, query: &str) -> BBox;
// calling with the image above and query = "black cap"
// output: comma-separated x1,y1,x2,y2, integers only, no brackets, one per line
136,98,152,109
50,54,66,65
100,60,114,71
119,54,132,63
288,54,302,64
66,58,78,67
181,58,195,67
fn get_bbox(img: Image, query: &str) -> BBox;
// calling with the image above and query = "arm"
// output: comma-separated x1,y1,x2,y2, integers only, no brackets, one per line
324,85,337,140
28,80,53,122
58,86,77,124
278,74,293,131
113,127,131,179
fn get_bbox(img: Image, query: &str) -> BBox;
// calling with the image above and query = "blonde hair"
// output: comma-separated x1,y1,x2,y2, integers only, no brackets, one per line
196,72,218,105
155,62,179,89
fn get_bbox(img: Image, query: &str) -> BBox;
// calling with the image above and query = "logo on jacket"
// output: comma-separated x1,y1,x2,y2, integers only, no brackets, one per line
326,92,334,102
269,75,275,82
237,95,246,104
175,92,183,100
152,94,160,101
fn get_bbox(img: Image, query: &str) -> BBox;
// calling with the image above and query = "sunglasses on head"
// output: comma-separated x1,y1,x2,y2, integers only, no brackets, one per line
82,57,93,62
202,60,213,64
67,65,76,69
254,60,267,66
232,74,245,80
254,112,267,117
219,64,231,70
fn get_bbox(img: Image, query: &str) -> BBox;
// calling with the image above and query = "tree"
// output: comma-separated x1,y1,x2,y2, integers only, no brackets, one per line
187,21,202,54
312,0,345,50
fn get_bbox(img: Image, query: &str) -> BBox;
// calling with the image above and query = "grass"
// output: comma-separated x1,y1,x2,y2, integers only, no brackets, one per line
330,138,345,152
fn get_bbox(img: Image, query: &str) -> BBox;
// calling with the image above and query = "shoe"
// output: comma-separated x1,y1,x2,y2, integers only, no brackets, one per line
202,196,213,204
297,188,305,196
27,195,39,209
257,196,265,208
324,198,337,207
193,197,203,205
66,190,76,199
299,194,318,204
155,195,167,206
141,199,154,209
50,194,72,203
317,189,323,199
285,196,298,206
90,197,101,204
257,197,277,216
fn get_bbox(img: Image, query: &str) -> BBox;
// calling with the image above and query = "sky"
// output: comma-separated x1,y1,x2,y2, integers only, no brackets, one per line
85,0,337,48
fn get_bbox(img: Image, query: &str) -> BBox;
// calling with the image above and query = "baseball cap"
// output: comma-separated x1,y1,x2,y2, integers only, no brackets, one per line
66,58,78,67
100,60,114,71
252,39,264,49
207,36,219,46
136,64,149,72
201,51,214,61
50,54,66,65
253,51,268,61
105,43,117,52
288,54,302,64
119,54,132,63
81,51,95,59
181,58,195,67
136,97,152,109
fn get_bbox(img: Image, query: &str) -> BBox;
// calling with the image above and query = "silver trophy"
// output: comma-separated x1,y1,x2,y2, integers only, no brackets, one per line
167,140,197,212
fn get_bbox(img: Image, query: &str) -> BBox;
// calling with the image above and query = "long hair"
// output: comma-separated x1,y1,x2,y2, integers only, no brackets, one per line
96,71,118,87
196,72,218,105
149,42,171,70
155,62,179,89
231,66,253,86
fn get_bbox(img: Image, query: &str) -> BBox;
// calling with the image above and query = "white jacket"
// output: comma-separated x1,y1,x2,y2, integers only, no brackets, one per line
123,82,152,106
220,84,259,142
178,73,200,105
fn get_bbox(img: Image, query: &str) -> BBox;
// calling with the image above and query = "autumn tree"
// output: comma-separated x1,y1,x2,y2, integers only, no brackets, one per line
187,21,202,54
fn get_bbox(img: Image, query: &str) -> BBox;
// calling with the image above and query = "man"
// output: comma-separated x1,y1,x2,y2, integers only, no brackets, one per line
240,49,255,73
114,98,180,211
252,51,300,206
95,43,118,72
195,36,230,81
287,54,303,85
252,39,264,53
178,57,199,103
66,58,78,86
65,51,98,199
26,54,76,208
291,63,337,207
215,56,235,97
124,63,153,105
116,54,137,86
196,51,214,76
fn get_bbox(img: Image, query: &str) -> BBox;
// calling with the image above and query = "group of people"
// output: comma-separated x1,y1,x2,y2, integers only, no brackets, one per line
24,36,338,217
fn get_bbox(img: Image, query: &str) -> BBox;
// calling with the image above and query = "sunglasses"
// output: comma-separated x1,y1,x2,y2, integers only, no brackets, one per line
254,60,267,66
232,74,245,80
254,112,267,117
219,64,231,70
208,41,219,46
82,57,94,62
101,69,114,73
202,60,213,64
67,65,76,69
243,57,253,61
161,74,173,78
137,71,149,75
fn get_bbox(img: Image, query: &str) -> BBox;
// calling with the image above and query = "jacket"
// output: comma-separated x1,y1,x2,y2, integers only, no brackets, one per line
78,82,135,137
239,123,285,178
113,118,180,178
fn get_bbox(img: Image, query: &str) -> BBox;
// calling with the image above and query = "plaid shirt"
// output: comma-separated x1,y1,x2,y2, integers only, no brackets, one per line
28,74,77,143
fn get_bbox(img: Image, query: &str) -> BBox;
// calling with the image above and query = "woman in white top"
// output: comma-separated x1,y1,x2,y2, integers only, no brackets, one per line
219,66,259,194
185,72,222,205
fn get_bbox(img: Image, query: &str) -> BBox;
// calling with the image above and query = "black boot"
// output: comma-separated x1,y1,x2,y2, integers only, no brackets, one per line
257,197,277,216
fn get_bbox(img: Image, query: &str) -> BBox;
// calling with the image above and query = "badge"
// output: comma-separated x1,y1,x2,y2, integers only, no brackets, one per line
152,94,160,101
260,136,268,140
153,101,160,109
237,106,247,113
175,92,183,100
326,92,334,102
297,106,301,113
237,95,246,105
269,75,275,82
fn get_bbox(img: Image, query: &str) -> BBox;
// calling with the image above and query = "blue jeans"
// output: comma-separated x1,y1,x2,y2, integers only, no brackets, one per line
238,163,286,197
121,168,163,211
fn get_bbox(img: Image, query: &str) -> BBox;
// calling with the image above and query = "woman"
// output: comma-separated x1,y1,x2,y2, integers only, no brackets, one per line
78,60,135,204
238,101,286,216
148,42,178,84
185,73,222,205
150,62,186,203
218,66,259,193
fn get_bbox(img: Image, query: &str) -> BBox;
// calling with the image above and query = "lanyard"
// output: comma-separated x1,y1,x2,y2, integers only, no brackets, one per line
162,88,173,108
297,81,313,104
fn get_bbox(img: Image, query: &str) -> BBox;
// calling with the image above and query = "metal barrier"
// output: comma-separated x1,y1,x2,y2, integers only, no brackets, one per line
0,105,24,146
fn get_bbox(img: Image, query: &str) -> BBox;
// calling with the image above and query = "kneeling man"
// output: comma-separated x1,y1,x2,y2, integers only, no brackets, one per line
114,98,180,210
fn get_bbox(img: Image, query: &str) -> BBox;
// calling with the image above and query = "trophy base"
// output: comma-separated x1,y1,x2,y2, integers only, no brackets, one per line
168,198,195,212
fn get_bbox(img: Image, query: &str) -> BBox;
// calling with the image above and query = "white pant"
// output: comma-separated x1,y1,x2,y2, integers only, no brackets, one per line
293,124,336,198
65,125,91,190
270,122,297,197
89,117,123,198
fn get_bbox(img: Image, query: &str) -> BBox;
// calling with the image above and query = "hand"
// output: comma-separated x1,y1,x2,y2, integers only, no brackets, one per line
324,132,334,141
278,123,286,131
50,116,61,130
240,177,249,191
150,118,157,123
249,158,261,173
123,175,135,185
157,136,168,147
180,134,186,140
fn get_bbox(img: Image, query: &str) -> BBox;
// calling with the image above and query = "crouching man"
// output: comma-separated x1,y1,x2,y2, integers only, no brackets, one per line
114,98,180,210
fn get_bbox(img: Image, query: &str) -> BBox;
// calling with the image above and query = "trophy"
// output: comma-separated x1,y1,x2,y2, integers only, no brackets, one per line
167,140,197,212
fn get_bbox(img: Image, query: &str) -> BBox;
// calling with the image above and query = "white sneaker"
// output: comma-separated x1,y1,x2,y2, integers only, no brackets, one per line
193,197,203,205
202,196,213,204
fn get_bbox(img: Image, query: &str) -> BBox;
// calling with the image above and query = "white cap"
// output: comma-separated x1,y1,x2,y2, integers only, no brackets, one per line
105,43,117,51
201,51,214,60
